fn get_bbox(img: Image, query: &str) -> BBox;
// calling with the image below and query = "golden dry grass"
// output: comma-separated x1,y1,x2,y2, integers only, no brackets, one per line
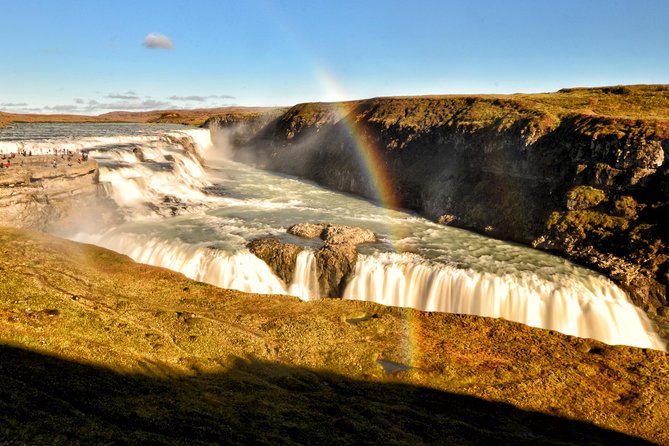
0,227,667,444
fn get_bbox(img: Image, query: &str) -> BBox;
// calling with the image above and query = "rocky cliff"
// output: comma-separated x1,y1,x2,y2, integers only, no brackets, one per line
207,85,669,314
0,156,118,234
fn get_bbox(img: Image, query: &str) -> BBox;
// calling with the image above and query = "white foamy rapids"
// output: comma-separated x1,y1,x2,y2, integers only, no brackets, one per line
86,133,214,209
287,250,320,301
175,129,213,157
0,134,167,156
96,156,210,207
343,253,665,351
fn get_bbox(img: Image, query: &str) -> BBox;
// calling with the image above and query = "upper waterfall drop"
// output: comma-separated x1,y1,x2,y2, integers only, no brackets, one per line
176,128,214,156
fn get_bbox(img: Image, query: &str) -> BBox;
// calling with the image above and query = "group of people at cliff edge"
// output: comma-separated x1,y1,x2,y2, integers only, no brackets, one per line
0,149,88,170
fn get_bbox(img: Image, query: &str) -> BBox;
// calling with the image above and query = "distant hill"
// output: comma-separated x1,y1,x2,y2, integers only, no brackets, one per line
0,106,282,128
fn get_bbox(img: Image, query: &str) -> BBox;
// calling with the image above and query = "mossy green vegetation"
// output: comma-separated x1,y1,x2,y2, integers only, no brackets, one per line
547,210,630,241
566,186,607,210
1,227,668,444
612,195,639,219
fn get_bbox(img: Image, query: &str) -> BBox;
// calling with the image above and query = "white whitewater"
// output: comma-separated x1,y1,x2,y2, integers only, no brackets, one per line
343,253,664,350
288,251,320,301
3,123,664,351
83,232,287,295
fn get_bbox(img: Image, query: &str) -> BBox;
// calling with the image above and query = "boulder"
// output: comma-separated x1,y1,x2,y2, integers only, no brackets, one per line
321,225,376,245
288,223,376,245
288,223,326,239
252,223,377,298
315,243,359,297
247,239,302,285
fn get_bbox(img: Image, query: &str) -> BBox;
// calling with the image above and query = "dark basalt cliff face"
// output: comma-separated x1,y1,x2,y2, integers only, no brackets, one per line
208,85,669,314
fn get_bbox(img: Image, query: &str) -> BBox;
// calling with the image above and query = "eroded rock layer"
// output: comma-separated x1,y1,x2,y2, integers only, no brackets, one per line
0,156,118,234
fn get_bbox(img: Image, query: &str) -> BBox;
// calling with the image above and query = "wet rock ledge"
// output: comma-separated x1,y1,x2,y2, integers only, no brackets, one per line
0,155,118,233
248,223,376,297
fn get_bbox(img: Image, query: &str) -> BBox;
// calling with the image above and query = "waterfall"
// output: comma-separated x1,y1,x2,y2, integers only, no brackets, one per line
343,253,665,351
74,231,327,302
287,250,320,301
13,123,661,351
76,232,288,295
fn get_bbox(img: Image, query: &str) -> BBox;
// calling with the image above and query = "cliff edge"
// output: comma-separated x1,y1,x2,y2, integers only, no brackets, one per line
0,155,118,234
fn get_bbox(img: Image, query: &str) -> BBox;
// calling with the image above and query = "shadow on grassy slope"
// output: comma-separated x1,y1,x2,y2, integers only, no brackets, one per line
0,344,652,445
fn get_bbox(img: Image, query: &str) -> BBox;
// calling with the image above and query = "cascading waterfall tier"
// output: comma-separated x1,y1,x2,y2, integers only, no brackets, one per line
343,253,665,351
74,231,321,301
85,232,288,294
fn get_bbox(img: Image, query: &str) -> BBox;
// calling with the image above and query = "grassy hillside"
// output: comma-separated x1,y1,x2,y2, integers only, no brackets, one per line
0,227,667,444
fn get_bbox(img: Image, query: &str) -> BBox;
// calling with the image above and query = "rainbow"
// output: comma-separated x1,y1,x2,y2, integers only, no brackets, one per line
331,101,401,211
313,67,421,362
317,69,409,248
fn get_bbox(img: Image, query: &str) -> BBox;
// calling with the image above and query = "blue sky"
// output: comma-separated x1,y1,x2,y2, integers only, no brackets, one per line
1,0,667,114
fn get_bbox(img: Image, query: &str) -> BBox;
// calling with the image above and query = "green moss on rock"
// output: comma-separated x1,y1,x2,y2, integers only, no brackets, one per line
566,186,607,211
547,210,630,241
612,195,639,219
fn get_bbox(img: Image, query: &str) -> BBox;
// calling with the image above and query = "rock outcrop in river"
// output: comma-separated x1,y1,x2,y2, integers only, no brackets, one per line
208,85,669,314
248,223,376,297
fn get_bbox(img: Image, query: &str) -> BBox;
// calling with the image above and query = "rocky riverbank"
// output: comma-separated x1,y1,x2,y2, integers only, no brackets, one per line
0,155,118,234
1,226,668,444
207,85,669,315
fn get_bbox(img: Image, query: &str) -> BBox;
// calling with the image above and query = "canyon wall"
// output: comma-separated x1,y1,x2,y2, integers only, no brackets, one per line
207,86,669,312
0,156,118,235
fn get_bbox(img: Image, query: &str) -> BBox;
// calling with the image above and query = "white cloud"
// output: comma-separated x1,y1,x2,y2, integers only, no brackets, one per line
168,94,237,102
169,95,208,102
44,104,80,112
107,93,140,100
93,99,174,111
0,102,28,107
142,33,173,49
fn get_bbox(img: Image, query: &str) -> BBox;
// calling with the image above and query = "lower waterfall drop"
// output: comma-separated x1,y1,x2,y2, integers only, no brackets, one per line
287,250,320,301
343,253,665,351
76,232,288,295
